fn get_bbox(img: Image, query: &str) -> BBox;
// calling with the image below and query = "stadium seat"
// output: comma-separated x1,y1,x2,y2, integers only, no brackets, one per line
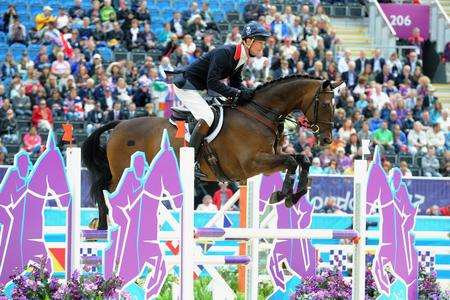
9,43,27,61
114,50,128,61
27,44,41,60
348,4,365,18
0,32,6,44
97,47,113,63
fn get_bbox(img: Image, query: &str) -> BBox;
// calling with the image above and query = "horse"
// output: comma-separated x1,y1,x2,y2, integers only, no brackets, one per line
82,75,336,230
366,147,419,299
103,132,183,298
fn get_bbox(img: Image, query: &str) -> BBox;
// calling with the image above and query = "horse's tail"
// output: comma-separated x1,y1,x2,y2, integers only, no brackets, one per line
81,121,120,228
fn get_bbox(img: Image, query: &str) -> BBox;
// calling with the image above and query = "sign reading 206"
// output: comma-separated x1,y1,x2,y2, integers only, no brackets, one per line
388,15,412,26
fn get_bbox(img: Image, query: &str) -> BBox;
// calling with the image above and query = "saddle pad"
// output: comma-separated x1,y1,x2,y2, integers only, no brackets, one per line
169,105,224,144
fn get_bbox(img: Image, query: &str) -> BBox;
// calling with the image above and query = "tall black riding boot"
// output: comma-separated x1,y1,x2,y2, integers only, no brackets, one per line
190,119,210,178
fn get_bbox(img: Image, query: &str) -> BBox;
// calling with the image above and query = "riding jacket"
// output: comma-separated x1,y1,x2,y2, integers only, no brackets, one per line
183,44,248,99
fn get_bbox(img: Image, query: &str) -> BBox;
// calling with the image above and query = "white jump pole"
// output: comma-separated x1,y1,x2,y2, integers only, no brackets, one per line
66,146,81,277
352,140,370,300
246,176,259,300
180,146,195,300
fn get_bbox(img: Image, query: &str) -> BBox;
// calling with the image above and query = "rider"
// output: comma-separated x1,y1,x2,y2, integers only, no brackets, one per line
172,21,270,167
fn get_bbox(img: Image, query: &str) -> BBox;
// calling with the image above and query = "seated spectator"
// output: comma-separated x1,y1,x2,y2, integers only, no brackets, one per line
0,109,18,144
387,110,402,131
408,121,428,155
393,124,408,153
289,17,303,43
170,12,186,38
279,37,297,60
22,127,42,154
69,0,85,20
430,101,444,124
135,1,151,24
371,84,390,110
359,63,375,83
196,194,218,211
368,109,383,132
213,182,234,210
421,146,442,177
358,121,373,141
1,53,18,80
426,205,443,216
399,161,413,178
225,26,242,45
140,23,157,51
270,13,289,41
8,16,26,45
373,120,394,153
3,5,18,33
35,6,56,31
126,19,143,50
382,159,392,174
31,100,53,131
338,119,356,143
309,157,323,174
158,23,173,47
85,102,105,135
408,27,425,50
345,133,360,158
319,197,342,214
100,0,116,23
427,123,446,155
386,52,403,78
186,14,206,41
342,61,358,89
323,159,340,175
132,83,152,107
180,34,196,56
11,86,31,117
51,52,71,78
336,147,352,172
375,64,394,85
106,101,127,122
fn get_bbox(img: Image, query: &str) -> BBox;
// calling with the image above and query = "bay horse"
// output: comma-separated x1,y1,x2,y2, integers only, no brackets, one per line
82,75,336,230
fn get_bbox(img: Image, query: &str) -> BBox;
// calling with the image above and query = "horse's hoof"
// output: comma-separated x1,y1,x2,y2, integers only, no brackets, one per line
284,194,295,208
290,190,306,206
269,191,285,204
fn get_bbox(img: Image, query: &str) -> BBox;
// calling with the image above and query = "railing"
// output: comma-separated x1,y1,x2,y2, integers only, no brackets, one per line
367,0,398,58
430,0,450,53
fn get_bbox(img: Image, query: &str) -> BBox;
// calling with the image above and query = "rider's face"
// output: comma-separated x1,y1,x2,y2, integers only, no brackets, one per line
250,40,265,56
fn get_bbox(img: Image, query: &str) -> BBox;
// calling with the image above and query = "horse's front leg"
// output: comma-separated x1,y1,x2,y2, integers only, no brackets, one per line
253,153,298,207
291,154,311,204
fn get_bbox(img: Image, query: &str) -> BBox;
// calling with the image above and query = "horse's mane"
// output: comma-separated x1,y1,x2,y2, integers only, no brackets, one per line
254,74,324,93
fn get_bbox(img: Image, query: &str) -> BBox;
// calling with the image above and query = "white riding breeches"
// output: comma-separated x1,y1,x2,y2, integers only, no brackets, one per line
172,84,215,127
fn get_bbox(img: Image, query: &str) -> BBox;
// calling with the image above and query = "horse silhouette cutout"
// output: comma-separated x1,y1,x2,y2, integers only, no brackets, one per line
259,172,317,292
0,132,71,285
366,147,419,300
103,130,183,298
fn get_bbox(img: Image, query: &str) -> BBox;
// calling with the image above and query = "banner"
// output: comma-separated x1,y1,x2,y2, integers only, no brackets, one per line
380,4,430,40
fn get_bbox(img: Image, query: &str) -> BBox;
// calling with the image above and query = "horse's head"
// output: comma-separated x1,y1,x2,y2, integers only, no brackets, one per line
301,79,337,145
145,130,183,209
29,132,71,208
253,75,337,146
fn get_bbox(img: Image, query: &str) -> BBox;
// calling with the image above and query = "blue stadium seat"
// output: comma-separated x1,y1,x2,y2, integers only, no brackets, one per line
0,45,8,61
0,3,10,13
97,47,113,63
212,10,224,21
27,44,41,60
0,32,6,44
30,5,42,16
9,43,27,61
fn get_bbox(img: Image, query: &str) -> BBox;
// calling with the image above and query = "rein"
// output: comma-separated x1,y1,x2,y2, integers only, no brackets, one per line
234,82,333,136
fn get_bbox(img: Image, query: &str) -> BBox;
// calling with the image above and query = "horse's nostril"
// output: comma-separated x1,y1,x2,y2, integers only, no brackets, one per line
323,137,332,144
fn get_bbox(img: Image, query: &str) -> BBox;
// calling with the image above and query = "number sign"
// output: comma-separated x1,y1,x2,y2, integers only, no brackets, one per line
380,4,430,40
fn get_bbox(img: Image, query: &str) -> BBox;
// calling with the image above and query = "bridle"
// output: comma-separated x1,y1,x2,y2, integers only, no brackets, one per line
234,80,334,138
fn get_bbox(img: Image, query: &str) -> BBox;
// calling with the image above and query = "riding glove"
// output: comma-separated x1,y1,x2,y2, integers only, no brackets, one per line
236,88,254,104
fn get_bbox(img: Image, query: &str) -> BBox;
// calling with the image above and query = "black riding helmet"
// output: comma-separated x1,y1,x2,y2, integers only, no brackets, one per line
241,21,270,41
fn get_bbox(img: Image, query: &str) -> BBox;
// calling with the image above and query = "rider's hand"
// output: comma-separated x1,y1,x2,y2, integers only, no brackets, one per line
237,88,254,104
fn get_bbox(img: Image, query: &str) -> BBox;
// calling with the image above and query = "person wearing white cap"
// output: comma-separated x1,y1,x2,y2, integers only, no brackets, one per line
35,6,55,31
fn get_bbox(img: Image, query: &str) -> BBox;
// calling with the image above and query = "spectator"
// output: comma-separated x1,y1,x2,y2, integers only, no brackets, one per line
51,52,71,78
336,147,352,172
100,0,116,23
35,6,56,31
342,61,358,89
373,120,394,153
182,2,200,22
126,19,143,50
375,64,394,85
11,86,31,116
186,14,206,41
371,84,390,110
359,63,375,83
386,52,403,78
132,83,152,107
180,34,196,56
345,133,360,158
427,123,446,155
421,146,442,177
338,119,356,143
225,26,242,45
408,121,428,155
399,161,413,177
358,121,373,141
309,157,323,174
3,5,18,33
106,101,127,121
22,127,42,154
323,159,340,174
8,16,26,45
85,102,105,135
404,51,422,74
306,27,323,50
426,205,442,216
135,1,151,24
270,13,289,41
1,53,17,80
320,197,342,214
382,159,392,174
289,17,303,42
170,12,186,38
212,182,234,210
0,109,18,144
69,0,86,20
196,194,218,211
31,100,53,131
369,49,385,74
393,124,408,153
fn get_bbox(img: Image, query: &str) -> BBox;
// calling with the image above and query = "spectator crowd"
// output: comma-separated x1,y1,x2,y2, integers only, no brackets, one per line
0,0,448,181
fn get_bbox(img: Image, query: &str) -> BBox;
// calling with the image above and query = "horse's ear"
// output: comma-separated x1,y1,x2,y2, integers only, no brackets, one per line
322,80,331,89
330,80,344,90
